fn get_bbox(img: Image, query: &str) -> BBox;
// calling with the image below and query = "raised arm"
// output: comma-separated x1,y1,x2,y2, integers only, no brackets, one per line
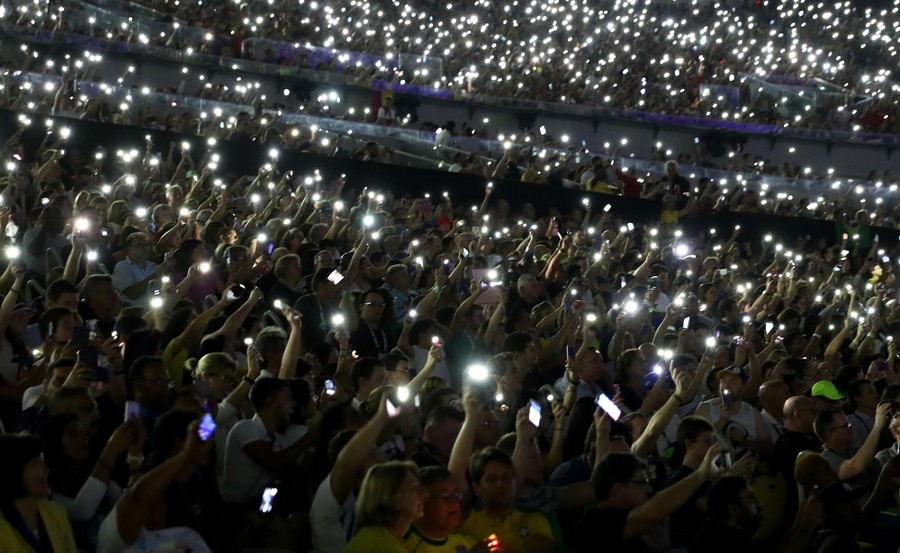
330,396,392,503
278,307,304,379
839,403,889,480
624,445,721,540
110,420,210,546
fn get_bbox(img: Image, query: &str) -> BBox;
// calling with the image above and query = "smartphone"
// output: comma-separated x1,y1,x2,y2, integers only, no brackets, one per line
77,347,109,382
71,326,90,347
683,317,691,330
722,389,733,409
596,393,621,421
124,400,140,421
327,270,345,285
566,344,576,360
386,398,401,417
324,379,336,396
528,400,542,427
431,335,442,348
724,452,733,468
259,487,278,513
764,322,774,335
197,412,216,441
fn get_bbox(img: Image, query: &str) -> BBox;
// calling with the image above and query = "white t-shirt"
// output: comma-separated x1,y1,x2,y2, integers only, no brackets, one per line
310,474,357,553
222,415,286,503
214,400,243,476
697,398,765,441
98,502,210,553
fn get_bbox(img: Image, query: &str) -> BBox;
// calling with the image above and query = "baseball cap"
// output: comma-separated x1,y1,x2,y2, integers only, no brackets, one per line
714,366,748,383
811,381,844,401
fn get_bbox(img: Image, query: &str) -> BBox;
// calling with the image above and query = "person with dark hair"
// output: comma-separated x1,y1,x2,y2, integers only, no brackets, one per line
688,475,820,553
222,377,307,505
350,356,387,409
0,434,77,552
111,232,168,307
129,356,172,444
22,206,67,279
459,446,557,552
78,274,122,338
574,446,720,553
349,289,397,358
815,405,889,502
414,404,465,467
293,267,343,352
688,477,762,552
311,395,394,553
38,413,143,550
846,379,880,450
97,418,214,552
402,466,476,552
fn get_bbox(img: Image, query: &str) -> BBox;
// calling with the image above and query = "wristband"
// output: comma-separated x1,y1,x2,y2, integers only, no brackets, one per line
811,333,822,339
243,376,257,385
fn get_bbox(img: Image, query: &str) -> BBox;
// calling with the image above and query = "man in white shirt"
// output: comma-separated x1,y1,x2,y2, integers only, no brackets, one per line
111,232,168,307
694,366,773,455
222,378,308,504
311,396,393,553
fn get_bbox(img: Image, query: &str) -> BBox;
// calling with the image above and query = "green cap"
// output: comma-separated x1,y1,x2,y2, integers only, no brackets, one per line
811,381,843,401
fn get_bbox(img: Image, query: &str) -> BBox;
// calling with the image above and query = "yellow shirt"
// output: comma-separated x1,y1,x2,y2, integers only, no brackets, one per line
460,508,553,553
0,499,77,553
163,340,189,391
403,525,476,553
346,525,407,553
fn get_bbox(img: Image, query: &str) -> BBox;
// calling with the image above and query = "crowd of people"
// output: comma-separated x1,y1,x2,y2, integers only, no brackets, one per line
2,1,900,553
1,99,900,552
0,39,898,231
8,0,900,134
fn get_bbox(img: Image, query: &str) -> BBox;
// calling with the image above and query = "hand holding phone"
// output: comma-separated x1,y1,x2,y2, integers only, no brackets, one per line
596,393,621,421
528,400,542,427
197,413,216,441
259,487,278,513
124,401,140,422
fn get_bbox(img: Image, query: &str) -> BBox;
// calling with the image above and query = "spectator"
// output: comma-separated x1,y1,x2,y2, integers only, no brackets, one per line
0,434,78,552
344,461,422,552
575,446,719,553
111,232,168,307
814,405,890,503
222,377,308,504
403,466,476,550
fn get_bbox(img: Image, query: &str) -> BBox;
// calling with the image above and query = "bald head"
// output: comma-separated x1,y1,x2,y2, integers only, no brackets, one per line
759,380,790,419
783,395,816,434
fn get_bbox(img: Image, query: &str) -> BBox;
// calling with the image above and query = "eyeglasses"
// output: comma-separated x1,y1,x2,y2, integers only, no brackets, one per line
628,478,651,486
829,422,852,432
363,302,385,307
436,492,463,503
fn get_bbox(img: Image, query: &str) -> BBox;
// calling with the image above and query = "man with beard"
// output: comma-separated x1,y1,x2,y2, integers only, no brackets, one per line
221,378,308,505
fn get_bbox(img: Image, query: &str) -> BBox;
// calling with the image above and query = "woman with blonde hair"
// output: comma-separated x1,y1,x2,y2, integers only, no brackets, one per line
345,461,423,552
